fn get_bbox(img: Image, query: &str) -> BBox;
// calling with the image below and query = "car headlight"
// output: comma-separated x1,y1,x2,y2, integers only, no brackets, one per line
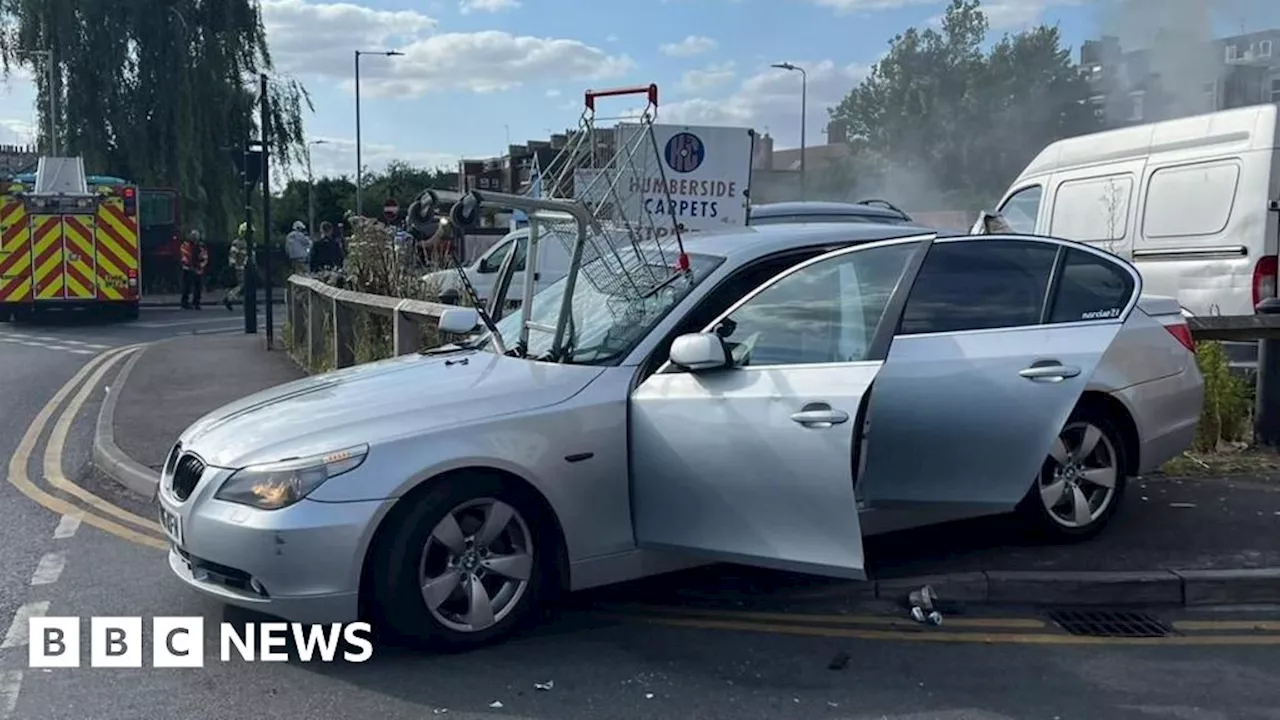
214,445,369,510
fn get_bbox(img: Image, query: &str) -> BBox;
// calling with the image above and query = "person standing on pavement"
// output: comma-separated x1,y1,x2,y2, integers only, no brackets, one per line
179,229,210,310
223,222,253,312
285,220,311,275
310,221,345,272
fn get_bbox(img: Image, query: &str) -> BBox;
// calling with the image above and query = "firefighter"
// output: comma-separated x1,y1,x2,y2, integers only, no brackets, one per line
223,222,252,312
179,229,210,310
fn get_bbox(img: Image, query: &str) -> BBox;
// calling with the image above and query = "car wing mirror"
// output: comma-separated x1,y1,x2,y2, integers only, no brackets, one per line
669,332,731,372
438,307,480,335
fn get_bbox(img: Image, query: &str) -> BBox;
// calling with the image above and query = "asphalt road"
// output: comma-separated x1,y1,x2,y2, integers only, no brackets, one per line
4,308,1280,719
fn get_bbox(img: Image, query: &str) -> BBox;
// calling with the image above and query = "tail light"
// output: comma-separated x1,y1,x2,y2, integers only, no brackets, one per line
1164,321,1196,354
1253,255,1277,308
127,269,138,288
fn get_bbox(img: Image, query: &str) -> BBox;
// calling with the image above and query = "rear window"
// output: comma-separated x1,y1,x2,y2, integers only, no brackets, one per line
140,191,176,227
751,213,909,225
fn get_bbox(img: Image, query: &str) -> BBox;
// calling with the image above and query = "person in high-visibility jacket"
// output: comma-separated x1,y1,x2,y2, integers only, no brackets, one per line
223,222,253,311
179,229,210,310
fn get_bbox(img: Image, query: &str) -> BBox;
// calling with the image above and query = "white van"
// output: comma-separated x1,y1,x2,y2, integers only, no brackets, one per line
422,227,573,307
994,104,1280,355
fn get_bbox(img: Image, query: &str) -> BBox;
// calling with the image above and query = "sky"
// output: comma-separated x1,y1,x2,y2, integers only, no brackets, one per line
0,0,1277,181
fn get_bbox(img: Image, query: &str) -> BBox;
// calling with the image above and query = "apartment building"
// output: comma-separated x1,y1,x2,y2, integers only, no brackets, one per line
1081,28,1280,127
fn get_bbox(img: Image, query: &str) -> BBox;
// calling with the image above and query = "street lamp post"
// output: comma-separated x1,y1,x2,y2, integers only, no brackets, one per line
306,139,328,237
19,49,57,156
771,62,807,199
354,49,403,217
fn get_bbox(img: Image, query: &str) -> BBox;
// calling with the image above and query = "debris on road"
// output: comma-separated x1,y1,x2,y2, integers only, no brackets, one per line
908,584,944,625
1169,502,1197,509
827,650,851,670
534,680,554,691
488,701,503,709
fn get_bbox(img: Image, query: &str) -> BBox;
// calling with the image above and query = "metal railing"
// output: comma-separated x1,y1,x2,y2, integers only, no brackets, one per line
286,274,455,369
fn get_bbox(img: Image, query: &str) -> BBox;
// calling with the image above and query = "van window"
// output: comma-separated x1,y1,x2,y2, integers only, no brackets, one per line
1050,175,1132,244
479,238,517,273
1141,160,1240,240
998,186,1042,234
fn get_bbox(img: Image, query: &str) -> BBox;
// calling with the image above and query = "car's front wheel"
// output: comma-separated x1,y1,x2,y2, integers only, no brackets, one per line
1019,408,1127,541
370,473,552,651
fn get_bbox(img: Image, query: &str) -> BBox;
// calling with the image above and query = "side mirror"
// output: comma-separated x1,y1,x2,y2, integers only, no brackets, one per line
438,307,480,334
669,333,730,372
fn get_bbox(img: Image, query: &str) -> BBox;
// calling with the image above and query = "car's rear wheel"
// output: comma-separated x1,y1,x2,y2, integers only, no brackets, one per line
1019,408,1127,541
370,473,551,651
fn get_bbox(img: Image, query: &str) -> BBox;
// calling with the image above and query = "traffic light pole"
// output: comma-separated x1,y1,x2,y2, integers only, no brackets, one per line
260,73,275,350
243,140,260,334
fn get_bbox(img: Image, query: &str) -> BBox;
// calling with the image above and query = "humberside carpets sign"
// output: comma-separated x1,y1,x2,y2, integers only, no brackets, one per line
575,123,754,237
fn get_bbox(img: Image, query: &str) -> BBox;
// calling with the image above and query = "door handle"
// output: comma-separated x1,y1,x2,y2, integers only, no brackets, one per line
790,406,850,427
1019,364,1081,382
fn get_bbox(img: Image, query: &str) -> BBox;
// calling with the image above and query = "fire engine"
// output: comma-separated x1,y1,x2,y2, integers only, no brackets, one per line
0,157,142,321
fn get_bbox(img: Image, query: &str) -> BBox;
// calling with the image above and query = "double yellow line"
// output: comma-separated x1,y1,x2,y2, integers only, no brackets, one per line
7,344,168,550
604,605,1280,646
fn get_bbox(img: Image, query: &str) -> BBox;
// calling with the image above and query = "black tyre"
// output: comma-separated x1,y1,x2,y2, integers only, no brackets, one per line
121,302,141,321
1017,406,1128,542
0,308,11,323
370,472,555,651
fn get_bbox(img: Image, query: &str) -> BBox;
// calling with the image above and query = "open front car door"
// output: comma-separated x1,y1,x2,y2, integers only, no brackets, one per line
627,236,932,579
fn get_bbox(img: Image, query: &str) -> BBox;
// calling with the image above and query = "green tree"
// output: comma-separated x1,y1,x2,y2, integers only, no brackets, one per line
829,0,1100,211
0,0,312,247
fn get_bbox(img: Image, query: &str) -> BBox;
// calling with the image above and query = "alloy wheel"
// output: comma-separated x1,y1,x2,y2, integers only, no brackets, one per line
1038,420,1119,529
418,498,534,634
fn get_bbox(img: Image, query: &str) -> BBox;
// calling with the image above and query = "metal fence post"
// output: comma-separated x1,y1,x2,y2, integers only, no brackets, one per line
290,279,305,351
333,298,356,368
307,286,325,368
1255,298,1280,447
392,300,418,356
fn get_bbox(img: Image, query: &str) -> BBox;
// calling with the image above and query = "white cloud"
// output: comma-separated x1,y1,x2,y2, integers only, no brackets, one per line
306,136,460,179
0,118,36,145
545,88,562,97
261,1,631,97
812,0,1084,30
679,62,736,93
664,60,870,147
659,35,718,57
458,0,520,14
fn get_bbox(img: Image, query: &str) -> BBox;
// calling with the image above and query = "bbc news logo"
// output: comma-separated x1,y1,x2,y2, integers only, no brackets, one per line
28,617,374,667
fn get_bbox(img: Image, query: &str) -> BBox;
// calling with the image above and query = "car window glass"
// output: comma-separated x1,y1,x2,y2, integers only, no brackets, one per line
998,186,1043,234
1048,248,1135,323
899,240,1058,334
511,237,528,272
715,242,920,367
480,239,515,273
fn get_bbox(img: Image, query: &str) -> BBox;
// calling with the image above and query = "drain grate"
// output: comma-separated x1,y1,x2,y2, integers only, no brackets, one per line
1046,609,1175,638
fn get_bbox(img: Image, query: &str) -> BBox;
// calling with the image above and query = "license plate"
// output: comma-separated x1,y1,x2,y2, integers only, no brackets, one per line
158,505,183,546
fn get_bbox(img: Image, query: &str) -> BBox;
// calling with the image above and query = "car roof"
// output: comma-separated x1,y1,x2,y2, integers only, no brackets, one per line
750,201,909,221
679,222,937,261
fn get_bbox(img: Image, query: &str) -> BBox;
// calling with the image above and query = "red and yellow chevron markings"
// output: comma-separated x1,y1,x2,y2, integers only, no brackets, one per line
94,197,139,300
61,215,97,300
0,190,31,302
32,215,65,300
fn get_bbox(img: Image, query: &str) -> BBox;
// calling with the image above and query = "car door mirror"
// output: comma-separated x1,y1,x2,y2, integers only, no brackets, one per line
438,307,480,334
669,333,731,371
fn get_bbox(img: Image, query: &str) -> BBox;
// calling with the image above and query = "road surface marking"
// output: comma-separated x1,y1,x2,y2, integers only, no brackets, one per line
620,604,1047,629
29,553,66,586
606,612,1280,646
42,348,165,534
52,513,82,539
134,315,261,328
1173,619,1280,631
6,345,167,551
0,602,49,649
0,671,21,720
